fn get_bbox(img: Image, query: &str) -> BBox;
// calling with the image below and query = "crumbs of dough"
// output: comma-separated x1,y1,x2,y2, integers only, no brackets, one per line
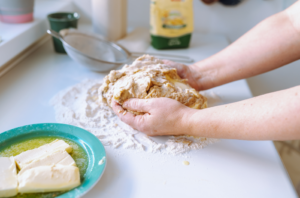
175,138,193,146
183,161,190,166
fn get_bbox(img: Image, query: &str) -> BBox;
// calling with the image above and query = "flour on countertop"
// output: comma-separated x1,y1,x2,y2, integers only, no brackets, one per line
50,79,220,155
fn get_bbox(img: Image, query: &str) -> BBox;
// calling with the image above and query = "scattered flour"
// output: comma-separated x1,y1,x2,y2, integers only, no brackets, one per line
50,79,221,155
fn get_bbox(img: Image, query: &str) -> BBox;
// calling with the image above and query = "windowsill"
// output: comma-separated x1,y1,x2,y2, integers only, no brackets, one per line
0,0,73,68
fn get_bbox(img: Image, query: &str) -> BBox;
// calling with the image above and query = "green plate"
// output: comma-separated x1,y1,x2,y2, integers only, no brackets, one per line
0,123,106,198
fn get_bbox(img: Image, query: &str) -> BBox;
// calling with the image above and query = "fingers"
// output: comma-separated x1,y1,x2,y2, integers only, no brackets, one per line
162,60,186,68
112,100,150,131
123,98,152,113
111,100,150,133
162,60,179,68
162,60,188,79
111,101,137,127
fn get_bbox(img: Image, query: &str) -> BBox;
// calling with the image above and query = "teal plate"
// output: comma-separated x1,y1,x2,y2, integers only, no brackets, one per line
0,123,106,198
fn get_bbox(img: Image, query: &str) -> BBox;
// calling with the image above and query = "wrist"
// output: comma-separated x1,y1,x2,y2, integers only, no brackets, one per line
179,107,198,136
189,59,220,90
183,107,218,137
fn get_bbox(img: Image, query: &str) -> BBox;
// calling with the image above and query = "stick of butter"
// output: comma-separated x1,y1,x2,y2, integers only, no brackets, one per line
15,139,72,169
19,150,76,175
18,165,81,193
0,157,18,198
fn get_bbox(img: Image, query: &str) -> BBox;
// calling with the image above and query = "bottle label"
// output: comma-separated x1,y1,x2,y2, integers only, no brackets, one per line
150,0,193,49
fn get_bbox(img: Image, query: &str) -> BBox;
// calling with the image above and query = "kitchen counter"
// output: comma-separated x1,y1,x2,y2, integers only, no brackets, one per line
0,33,297,198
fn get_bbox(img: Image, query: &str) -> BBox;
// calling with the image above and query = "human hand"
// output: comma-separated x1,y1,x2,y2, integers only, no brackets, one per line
111,98,194,136
162,60,203,91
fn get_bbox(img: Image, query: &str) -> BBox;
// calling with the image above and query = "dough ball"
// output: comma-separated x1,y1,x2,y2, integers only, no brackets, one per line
99,55,207,114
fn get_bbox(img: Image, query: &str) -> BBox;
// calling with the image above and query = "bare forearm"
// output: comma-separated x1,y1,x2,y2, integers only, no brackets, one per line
191,2,300,90
186,86,300,140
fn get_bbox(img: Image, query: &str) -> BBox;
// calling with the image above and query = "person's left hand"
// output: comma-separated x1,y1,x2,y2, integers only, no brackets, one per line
111,98,194,136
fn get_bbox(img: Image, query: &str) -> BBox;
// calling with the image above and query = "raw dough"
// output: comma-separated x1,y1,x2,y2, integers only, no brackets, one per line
99,55,207,114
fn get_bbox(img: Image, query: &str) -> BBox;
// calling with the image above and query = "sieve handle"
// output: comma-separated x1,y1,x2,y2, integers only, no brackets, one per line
131,52,194,64
47,29,63,41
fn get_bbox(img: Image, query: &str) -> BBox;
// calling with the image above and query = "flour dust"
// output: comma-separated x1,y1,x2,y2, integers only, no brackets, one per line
50,79,220,155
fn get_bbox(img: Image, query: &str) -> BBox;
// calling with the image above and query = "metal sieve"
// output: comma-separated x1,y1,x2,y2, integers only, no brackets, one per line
47,29,193,72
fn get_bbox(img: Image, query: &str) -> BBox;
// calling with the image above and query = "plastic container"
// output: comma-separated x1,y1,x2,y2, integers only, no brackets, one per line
47,12,80,53
0,0,34,23
91,0,127,41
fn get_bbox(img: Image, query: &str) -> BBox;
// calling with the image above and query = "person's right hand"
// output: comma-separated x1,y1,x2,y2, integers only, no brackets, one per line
162,60,203,91
111,98,194,136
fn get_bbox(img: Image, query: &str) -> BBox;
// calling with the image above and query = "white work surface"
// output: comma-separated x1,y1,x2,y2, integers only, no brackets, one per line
0,33,297,198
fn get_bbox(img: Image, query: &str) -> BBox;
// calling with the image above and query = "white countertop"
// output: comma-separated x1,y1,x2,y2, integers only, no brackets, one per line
0,33,296,198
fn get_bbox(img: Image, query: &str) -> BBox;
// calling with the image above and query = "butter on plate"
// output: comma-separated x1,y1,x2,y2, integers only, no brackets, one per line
18,164,81,193
2,139,81,196
19,150,76,175
0,157,18,198
15,139,72,169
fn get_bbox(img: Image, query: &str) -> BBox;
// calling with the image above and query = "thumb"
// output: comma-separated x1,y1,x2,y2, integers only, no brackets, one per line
123,98,151,113
162,60,178,68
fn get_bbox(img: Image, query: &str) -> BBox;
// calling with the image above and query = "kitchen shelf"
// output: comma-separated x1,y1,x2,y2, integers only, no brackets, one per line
0,0,73,71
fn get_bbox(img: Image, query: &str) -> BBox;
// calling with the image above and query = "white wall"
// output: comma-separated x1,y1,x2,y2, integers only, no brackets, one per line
72,0,300,96
72,0,283,41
